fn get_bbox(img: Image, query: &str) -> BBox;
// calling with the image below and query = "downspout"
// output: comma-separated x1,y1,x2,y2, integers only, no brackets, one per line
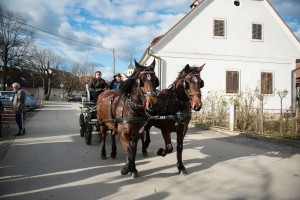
147,47,163,90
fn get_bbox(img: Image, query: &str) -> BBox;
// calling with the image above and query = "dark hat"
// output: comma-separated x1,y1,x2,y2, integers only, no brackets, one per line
113,73,121,78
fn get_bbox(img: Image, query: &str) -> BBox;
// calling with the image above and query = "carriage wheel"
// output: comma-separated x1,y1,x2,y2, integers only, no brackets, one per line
79,113,85,137
85,123,92,145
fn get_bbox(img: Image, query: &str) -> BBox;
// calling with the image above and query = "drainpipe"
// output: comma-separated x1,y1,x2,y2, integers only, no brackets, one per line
147,47,163,90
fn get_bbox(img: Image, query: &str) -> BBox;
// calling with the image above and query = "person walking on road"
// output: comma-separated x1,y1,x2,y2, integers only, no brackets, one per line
11,82,27,136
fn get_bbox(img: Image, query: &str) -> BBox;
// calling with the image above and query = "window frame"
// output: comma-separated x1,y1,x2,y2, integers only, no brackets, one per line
213,18,227,38
252,23,263,41
225,70,240,94
260,71,274,95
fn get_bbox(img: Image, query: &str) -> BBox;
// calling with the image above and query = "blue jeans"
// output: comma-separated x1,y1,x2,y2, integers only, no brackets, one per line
16,112,25,133
91,91,100,103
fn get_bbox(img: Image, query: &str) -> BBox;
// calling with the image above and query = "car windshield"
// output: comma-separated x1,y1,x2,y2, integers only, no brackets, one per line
1,92,15,97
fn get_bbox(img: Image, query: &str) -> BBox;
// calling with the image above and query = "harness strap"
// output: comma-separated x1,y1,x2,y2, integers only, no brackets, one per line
98,116,149,124
149,111,192,121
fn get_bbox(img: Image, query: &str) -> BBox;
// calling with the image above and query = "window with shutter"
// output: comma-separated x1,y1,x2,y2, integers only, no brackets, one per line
252,24,262,40
226,71,239,93
261,72,273,94
214,20,225,37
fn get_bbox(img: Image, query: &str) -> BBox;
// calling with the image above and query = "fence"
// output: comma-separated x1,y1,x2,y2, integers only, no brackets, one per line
192,105,299,139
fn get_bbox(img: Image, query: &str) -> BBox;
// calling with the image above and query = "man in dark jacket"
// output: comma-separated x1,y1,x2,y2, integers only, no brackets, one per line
88,71,107,103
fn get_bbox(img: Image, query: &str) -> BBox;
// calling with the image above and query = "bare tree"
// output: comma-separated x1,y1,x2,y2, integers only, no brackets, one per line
80,61,97,76
0,7,34,90
29,48,63,100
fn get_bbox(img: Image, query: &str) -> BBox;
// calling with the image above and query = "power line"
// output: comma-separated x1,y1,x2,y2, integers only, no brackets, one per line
0,13,113,51
34,31,111,53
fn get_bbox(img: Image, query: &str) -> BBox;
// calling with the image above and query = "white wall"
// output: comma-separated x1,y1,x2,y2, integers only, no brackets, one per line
148,0,299,110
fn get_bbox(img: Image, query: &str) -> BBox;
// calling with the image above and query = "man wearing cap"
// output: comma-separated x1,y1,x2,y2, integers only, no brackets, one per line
108,73,123,91
88,71,107,103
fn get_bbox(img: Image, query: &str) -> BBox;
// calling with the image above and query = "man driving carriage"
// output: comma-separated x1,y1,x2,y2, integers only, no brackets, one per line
88,71,107,103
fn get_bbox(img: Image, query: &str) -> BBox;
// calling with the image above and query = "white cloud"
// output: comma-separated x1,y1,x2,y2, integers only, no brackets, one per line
0,0,299,74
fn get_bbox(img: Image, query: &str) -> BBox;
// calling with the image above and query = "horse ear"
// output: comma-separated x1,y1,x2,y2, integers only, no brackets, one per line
134,60,142,70
197,63,205,72
184,64,190,70
148,59,156,71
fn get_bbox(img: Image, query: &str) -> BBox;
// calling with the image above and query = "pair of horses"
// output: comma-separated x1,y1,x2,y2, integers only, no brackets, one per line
95,60,204,178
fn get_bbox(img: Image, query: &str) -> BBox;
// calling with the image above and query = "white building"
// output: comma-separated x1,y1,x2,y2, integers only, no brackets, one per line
140,0,300,110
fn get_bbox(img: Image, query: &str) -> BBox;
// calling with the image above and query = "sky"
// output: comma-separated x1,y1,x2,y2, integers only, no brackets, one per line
0,0,299,80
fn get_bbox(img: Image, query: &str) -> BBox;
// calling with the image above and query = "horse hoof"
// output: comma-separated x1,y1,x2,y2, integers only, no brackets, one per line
131,171,139,178
180,169,188,175
142,151,148,157
156,148,166,157
111,153,116,159
121,166,129,175
101,155,107,160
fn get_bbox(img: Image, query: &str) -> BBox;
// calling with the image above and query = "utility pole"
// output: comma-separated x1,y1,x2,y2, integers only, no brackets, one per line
112,48,115,75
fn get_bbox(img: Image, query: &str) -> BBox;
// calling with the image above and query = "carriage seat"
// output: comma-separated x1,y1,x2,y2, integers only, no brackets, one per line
84,84,96,103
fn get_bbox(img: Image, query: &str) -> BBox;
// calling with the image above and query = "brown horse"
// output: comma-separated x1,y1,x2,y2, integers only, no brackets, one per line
96,60,159,178
141,64,204,175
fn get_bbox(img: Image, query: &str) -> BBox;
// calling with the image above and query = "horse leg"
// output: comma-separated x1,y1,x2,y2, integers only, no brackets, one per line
156,130,173,157
144,125,151,148
100,126,107,159
176,125,188,175
119,132,138,178
140,131,147,156
140,125,151,156
128,138,138,178
111,130,117,159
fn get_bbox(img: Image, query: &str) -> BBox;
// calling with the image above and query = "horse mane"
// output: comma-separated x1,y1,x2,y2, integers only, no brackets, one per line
176,64,198,81
118,66,145,95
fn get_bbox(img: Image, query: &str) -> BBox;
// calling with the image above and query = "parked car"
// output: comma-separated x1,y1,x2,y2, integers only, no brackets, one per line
0,91,42,110
0,91,14,106
67,94,82,102
26,95,43,110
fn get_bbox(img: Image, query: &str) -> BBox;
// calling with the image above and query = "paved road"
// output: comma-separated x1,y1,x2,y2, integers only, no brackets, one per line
0,102,300,200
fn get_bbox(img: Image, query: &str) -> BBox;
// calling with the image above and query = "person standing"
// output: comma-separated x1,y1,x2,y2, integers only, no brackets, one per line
108,73,123,91
12,82,27,136
88,71,107,103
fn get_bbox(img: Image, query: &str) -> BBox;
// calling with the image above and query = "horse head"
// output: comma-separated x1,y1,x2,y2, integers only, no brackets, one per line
176,63,205,111
135,59,159,113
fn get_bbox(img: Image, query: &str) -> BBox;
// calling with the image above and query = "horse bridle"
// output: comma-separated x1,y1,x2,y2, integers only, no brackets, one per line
137,69,158,98
182,72,203,99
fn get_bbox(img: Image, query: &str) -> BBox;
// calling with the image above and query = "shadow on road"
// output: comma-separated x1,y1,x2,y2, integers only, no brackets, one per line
1,104,300,199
